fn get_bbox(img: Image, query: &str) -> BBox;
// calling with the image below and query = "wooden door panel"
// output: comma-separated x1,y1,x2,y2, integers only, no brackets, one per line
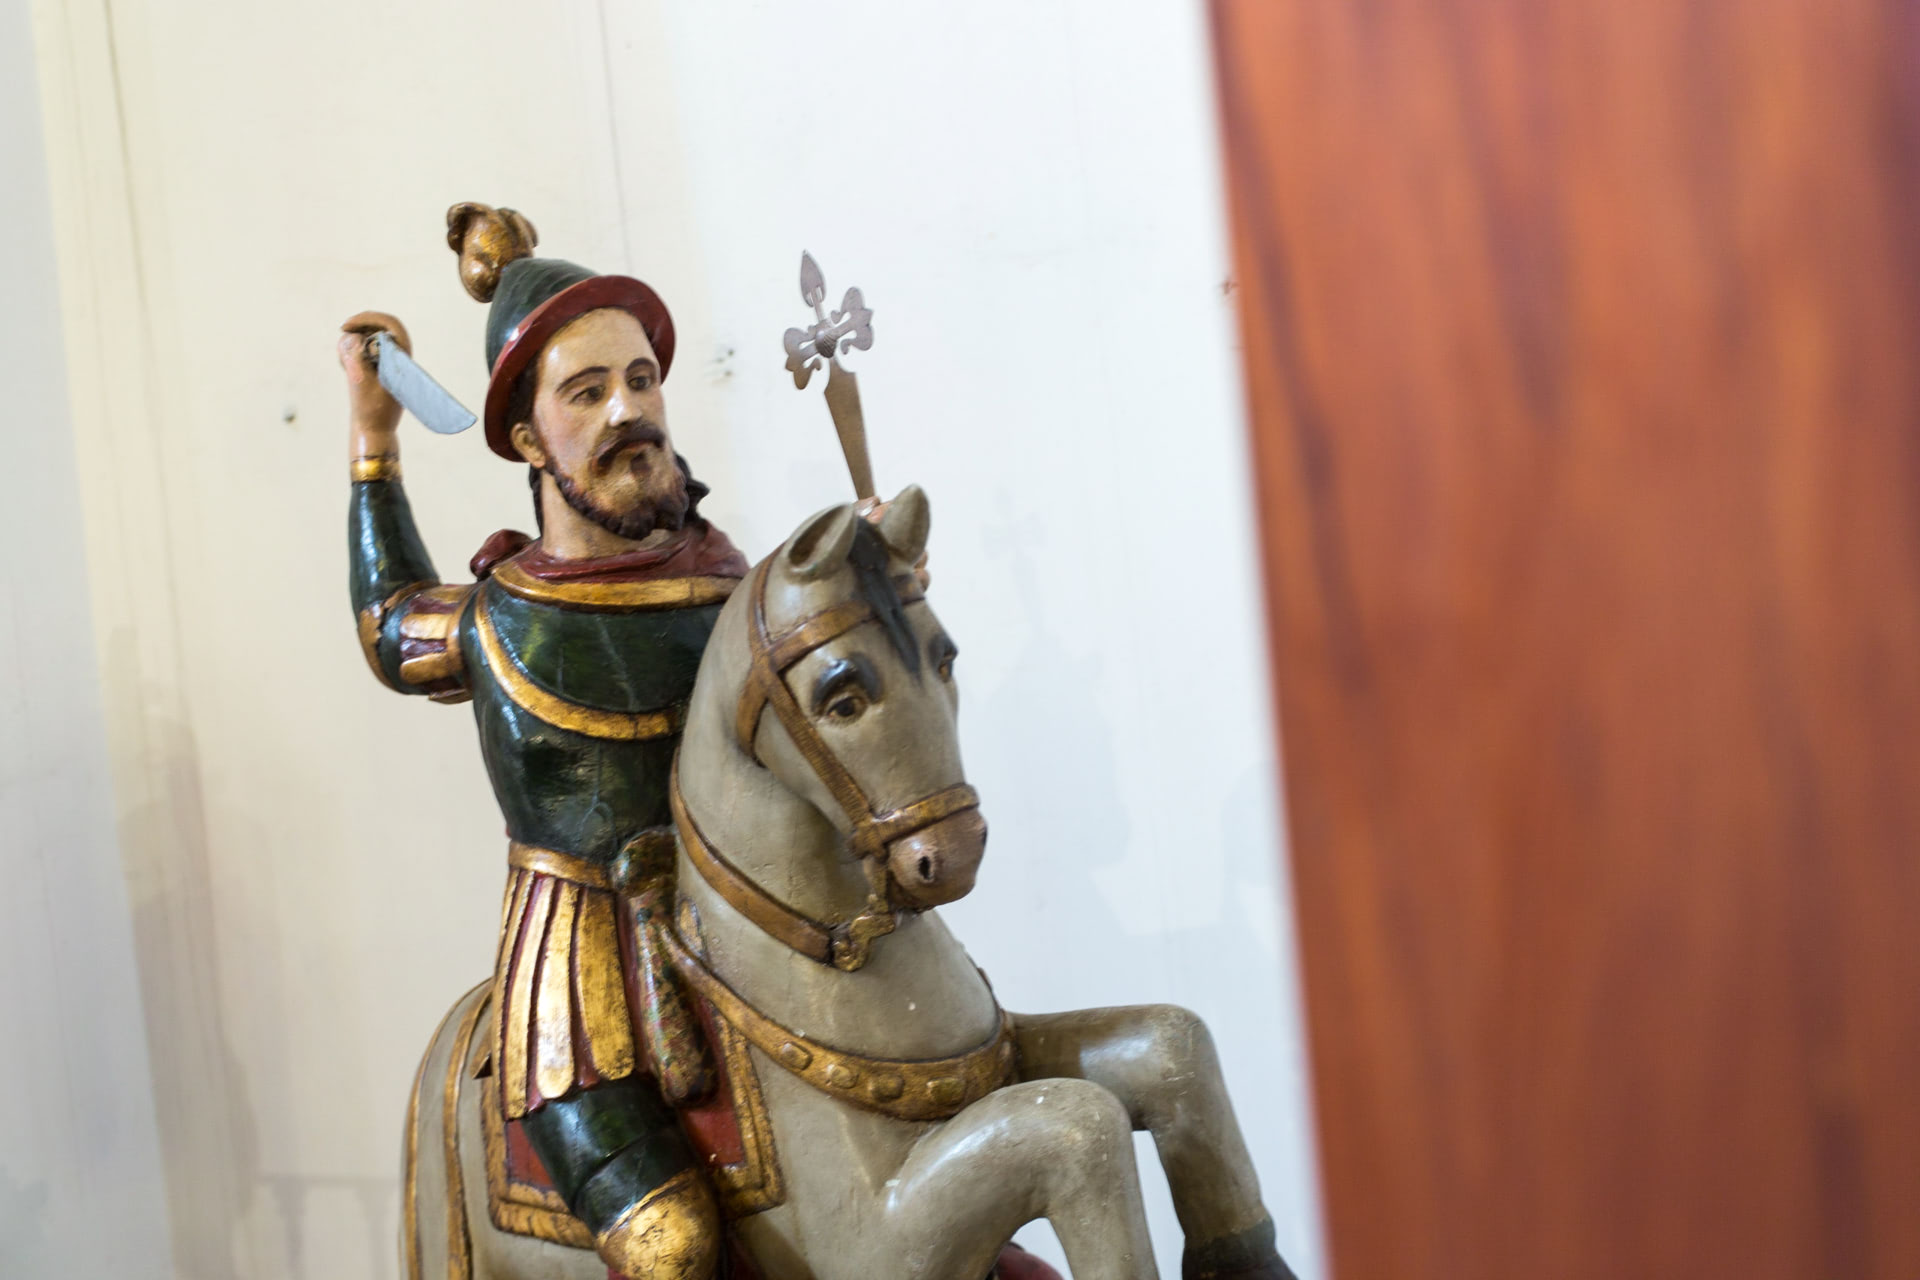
1211,3,1920,1277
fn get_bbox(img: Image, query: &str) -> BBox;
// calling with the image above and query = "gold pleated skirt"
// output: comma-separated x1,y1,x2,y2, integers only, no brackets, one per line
493,843,639,1119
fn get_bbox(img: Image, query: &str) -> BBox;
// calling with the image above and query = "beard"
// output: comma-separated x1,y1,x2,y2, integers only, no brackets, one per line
544,426,693,542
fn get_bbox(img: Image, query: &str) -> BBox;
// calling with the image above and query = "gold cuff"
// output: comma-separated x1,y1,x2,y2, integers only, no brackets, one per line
352,454,402,483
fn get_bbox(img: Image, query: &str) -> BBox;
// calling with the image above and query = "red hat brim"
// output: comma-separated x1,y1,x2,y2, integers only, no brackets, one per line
482,275,676,461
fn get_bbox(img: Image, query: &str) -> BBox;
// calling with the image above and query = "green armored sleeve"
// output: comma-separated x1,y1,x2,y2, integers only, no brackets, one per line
349,467,471,701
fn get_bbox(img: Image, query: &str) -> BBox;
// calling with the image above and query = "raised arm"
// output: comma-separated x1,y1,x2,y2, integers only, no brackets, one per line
340,312,471,703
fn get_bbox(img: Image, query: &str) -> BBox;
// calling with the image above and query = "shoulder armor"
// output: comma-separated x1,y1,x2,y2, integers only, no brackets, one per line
364,583,475,702
397,583,474,701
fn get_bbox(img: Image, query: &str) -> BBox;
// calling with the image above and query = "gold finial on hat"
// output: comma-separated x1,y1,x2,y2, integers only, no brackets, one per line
445,202,538,303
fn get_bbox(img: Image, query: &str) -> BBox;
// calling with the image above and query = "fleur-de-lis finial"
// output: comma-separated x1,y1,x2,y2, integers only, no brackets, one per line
781,253,877,499
783,252,873,390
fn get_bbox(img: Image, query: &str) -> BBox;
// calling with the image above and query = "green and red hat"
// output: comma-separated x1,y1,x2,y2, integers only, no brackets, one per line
447,202,675,461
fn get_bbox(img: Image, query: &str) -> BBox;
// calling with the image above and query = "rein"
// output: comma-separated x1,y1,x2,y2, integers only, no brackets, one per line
684,557,979,971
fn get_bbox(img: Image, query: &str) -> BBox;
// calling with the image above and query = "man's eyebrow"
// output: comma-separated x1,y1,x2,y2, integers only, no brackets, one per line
625,357,659,375
556,365,610,393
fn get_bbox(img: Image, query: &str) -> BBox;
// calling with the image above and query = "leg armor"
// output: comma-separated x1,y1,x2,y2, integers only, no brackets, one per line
521,1076,720,1279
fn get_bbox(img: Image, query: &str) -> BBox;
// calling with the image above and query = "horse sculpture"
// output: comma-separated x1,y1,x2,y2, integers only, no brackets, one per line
403,488,1290,1280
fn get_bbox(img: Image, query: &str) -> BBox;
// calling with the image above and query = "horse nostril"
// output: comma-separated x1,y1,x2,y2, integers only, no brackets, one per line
886,809,986,907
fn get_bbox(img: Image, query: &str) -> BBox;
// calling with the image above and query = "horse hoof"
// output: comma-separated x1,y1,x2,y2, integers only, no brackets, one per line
1196,1263,1298,1280
1182,1216,1297,1280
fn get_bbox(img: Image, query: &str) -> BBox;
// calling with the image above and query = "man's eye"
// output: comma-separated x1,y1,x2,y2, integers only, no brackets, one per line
629,373,653,391
825,692,867,722
937,657,954,681
573,385,603,404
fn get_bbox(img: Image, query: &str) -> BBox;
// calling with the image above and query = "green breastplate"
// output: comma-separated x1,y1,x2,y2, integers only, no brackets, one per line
462,578,724,860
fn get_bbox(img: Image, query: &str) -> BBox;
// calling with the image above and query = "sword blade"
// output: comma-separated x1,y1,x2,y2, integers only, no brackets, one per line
823,358,876,500
375,333,477,435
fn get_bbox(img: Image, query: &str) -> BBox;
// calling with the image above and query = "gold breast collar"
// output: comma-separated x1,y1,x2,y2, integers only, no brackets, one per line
658,920,1015,1123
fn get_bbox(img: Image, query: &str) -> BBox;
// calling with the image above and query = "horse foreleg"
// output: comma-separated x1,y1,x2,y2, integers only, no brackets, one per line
1012,1006,1294,1280
864,1078,1160,1280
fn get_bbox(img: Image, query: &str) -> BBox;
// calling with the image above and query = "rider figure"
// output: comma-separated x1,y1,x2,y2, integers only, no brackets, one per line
341,203,741,1279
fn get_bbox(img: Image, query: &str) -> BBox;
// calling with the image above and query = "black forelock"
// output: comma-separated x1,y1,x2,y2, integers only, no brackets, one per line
847,520,921,676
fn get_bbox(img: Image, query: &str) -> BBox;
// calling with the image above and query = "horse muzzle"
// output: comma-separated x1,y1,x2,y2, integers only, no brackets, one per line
886,807,988,908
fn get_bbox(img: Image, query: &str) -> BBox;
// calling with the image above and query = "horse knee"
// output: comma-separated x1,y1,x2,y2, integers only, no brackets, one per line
1024,1078,1136,1194
1132,1003,1219,1081
1100,1003,1223,1135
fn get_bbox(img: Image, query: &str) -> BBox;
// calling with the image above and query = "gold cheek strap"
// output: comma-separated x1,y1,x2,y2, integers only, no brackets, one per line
732,562,925,766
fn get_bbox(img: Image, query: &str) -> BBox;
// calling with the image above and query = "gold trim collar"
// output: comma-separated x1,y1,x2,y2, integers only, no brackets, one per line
490,558,739,612
475,598,684,740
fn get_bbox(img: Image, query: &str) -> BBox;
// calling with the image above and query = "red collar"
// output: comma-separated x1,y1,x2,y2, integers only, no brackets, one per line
472,522,748,584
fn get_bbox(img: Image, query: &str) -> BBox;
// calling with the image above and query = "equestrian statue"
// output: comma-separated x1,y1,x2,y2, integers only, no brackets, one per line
339,203,1296,1280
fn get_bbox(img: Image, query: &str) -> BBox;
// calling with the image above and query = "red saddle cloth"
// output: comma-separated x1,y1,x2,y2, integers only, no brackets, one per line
989,1244,1065,1280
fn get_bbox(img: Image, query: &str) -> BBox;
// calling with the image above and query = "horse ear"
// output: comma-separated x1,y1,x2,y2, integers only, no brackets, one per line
786,504,860,579
875,484,930,563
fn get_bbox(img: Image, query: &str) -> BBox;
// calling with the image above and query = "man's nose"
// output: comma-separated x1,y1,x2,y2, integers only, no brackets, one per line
605,384,639,425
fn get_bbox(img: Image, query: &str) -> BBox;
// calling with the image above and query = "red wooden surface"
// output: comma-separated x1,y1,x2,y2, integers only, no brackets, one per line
1211,3,1920,1278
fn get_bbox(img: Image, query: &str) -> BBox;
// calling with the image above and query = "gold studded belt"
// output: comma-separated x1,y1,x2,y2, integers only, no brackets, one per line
658,923,1017,1122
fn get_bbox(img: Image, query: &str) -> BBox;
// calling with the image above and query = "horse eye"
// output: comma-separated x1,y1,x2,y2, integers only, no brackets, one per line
930,635,958,681
813,654,879,720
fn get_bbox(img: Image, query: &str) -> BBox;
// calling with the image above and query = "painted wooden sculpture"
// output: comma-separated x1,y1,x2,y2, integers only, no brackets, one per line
341,203,1294,1280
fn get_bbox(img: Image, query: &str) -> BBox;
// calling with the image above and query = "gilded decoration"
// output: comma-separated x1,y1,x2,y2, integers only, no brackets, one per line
662,924,1017,1124
490,559,740,613
475,598,685,740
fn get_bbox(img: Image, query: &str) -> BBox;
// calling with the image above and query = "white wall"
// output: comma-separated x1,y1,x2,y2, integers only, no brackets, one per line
27,1,1322,1277
0,0,175,1273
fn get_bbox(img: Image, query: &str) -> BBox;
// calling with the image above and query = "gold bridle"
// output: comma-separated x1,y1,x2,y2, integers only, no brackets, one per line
675,557,980,971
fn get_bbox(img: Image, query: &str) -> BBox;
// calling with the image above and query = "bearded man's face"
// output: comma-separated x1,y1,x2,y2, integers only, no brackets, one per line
512,307,689,540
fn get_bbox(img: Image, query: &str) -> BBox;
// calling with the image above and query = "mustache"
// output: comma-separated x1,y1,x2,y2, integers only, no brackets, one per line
592,420,668,470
